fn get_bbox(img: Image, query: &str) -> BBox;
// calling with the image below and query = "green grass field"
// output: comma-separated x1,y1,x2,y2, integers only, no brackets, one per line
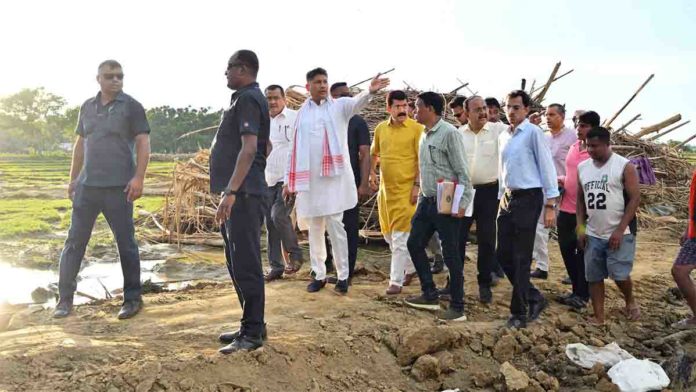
0,155,173,239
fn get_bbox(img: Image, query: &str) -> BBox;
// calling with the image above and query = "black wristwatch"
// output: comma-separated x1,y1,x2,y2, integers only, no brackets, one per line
223,186,239,196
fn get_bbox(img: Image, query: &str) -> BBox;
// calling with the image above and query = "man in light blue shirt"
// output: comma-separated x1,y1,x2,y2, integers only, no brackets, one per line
498,90,559,329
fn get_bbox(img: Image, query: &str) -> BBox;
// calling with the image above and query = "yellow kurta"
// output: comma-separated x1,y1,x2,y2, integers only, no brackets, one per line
371,117,424,234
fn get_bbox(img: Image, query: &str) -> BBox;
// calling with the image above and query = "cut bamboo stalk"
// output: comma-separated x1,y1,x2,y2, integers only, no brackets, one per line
649,120,691,141
634,114,681,138
613,114,641,133
531,69,575,94
449,82,469,95
349,68,395,88
603,74,654,128
533,62,561,103
676,132,696,149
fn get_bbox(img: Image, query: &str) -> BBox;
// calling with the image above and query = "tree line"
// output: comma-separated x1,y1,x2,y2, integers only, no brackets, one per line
0,88,221,154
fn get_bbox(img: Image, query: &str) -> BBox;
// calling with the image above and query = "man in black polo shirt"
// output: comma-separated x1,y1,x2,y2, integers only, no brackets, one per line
213,50,270,354
53,60,151,320
323,82,371,282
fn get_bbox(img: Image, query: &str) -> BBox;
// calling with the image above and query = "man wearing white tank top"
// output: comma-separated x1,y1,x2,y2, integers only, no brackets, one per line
577,127,641,325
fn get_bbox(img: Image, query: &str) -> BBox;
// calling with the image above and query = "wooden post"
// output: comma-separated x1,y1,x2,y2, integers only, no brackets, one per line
613,113,641,133
603,74,654,128
449,82,470,95
676,132,696,149
532,62,561,103
649,120,691,141
634,114,681,138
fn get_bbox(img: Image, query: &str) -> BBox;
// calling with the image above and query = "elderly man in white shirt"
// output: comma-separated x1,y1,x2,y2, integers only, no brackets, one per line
456,96,509,303
262,85,304,282
283,68,389,295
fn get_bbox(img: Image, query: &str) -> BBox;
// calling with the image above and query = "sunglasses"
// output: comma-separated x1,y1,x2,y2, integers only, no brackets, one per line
103,73,124,81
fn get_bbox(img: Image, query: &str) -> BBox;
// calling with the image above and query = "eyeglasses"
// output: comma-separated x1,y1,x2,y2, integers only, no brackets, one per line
103,73,124,81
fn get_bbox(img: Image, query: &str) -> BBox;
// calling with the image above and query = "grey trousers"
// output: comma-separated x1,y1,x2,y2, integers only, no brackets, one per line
264,182,303,271
58,185,141,301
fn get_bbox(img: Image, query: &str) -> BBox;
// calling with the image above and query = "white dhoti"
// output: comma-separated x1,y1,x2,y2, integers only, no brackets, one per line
307,212,349,281
384,231,415,286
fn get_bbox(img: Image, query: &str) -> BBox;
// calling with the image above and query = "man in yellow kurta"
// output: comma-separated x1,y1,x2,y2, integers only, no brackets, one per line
370,90,424,294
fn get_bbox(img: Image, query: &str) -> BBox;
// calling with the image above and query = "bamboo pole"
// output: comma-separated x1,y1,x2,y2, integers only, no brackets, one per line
603,74,654,128
532,61,561,103
614,113,641,133
634,114,681,138
649,120,691,141
449,82,470,95
349,68,395,88
176,125,218,140
676,132,696,149
531,69,575,94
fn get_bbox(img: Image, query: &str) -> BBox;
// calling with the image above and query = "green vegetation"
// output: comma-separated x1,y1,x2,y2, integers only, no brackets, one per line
0,87,221,154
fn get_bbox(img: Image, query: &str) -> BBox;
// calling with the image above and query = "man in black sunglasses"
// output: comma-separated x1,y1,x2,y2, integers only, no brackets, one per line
449,96,468,126
54,60,150,321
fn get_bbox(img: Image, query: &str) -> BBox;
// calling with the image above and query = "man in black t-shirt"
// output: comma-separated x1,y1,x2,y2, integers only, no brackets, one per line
53,60,150,321
323,83,371,282
212,50,270,354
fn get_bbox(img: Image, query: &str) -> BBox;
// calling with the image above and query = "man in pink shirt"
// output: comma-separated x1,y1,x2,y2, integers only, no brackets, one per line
556,111,600,309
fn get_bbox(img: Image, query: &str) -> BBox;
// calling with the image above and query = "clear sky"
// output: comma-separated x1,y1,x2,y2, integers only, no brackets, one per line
1,0,695,142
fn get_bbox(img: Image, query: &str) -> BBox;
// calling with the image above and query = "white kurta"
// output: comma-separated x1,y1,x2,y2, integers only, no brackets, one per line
293,91,371,219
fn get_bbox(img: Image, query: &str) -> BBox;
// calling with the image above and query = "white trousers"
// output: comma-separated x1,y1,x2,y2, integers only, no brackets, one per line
307,212,349,281
384,231,416,287
533,219,550,272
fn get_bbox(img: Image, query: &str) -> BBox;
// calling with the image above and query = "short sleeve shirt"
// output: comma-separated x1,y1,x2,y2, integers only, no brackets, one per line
347,115,370,186
209,83,270,195
75,91,150,187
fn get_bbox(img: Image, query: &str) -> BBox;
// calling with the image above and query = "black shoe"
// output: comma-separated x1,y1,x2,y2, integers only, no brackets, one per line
438,278,451,301
490,273,500,287
528,298,548,321
334,279,349,295
404,295,440,311
438,308,467,322
117,299,143,320
479,286,492,304
566,296,588,310
431,257,445,274
264,269,284,282
530,268,548,280
326,276,338,284
561,276,572,285
506,316,527,329
307,279,326,293
53,298,73,318
219,325,268,344
556,292,575,305
218,335,263,355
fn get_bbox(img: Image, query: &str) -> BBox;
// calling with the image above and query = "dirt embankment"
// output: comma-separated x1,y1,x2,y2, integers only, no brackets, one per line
1,229,693,392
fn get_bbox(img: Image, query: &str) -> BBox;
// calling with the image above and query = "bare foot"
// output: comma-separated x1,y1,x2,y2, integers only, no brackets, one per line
588,316,605,326
622,303,641,321
672,317,696,329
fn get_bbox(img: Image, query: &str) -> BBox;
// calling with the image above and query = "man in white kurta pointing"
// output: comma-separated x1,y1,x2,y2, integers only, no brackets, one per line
284,68,389,295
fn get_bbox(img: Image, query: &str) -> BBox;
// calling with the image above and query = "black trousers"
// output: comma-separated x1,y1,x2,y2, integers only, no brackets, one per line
325,204,359,278
557,211,589,300
407,197,464,311
58,185,141,301
220,194,265,337
497,188,544,318
264,182,303,272
460,182,499,288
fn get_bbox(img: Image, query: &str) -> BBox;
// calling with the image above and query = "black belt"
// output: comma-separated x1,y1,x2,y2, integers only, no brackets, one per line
505,187,542,197
474,180,499,190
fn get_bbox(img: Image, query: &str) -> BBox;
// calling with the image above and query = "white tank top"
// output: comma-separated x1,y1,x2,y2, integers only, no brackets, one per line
578,153,630,240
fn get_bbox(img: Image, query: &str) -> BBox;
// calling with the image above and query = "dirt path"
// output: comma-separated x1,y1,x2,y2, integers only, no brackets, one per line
0,229,692,392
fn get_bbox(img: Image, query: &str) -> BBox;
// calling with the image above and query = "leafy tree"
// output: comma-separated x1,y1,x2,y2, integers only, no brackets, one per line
147,106,221,153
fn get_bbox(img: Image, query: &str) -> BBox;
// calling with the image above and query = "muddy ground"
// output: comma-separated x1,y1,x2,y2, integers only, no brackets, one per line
1,229,694,392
